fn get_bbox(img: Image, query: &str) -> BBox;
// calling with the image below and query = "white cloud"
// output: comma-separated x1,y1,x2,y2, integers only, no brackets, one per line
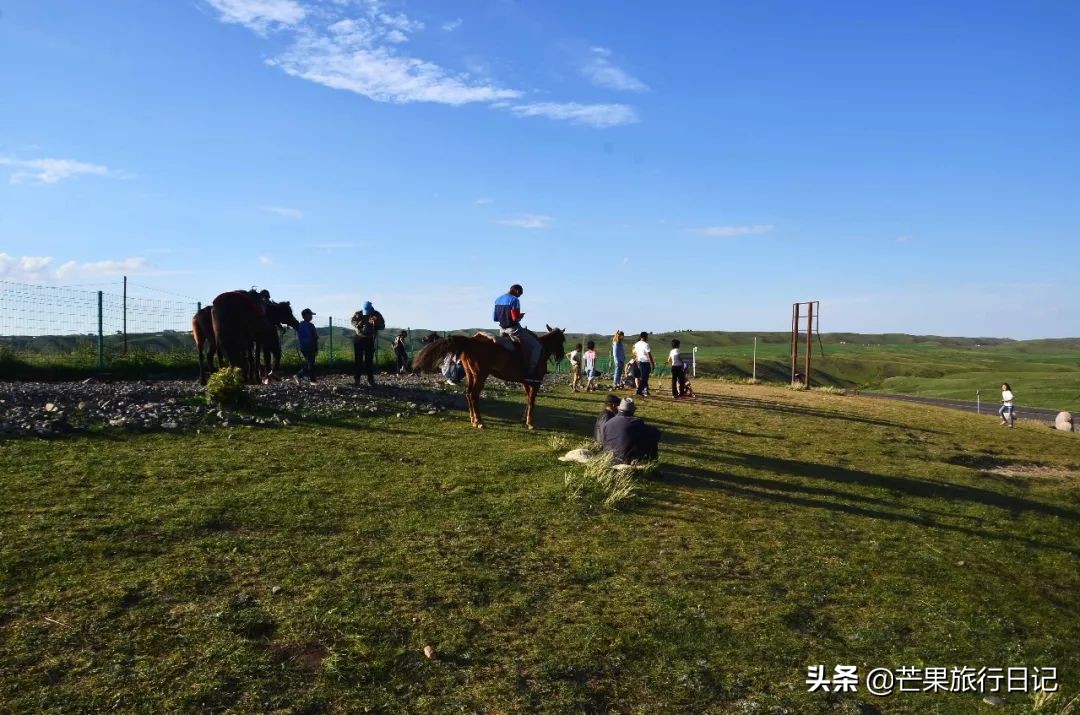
271,31,520,105
261,205,304,219
504,102,638,127
496,214,552,229
204,0,306,34
897,234,912,243
690,224,775,237
0,253,150,282
0,156,115,185
202,2,640,126
474,197,493,205
442,18,463,32
581,46,649,93
259,255,273,265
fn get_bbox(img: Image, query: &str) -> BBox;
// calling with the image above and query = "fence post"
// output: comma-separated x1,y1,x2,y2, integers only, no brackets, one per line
123,275,128,355
97,290,104,370
328,317,333,361
692,346,697,378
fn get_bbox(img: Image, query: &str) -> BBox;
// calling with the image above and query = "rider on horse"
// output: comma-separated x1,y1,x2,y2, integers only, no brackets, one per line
494,283,543,383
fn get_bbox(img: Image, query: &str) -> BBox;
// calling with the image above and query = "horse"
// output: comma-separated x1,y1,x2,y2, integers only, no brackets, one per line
192,305,218,385
210,291,297,383
258,300,299,382
413,325,566,430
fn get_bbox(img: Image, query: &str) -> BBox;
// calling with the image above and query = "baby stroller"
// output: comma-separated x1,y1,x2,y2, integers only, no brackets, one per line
678,370,696,398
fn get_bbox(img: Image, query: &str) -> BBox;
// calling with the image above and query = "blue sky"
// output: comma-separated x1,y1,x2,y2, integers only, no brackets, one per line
1,0,1077,338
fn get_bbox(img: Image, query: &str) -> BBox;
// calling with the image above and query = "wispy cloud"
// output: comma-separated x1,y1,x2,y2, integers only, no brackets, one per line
305,241,369,250
504,102,638,127
0,156,117,185
441,18,463,32
581,46,649,93
496,214,552,229
202,1,640,127
897,234,912,243
690,224,775,237
0,253,149,282
474,197,493,205
204,0,306,34
261,205,304,219
258,255,273,265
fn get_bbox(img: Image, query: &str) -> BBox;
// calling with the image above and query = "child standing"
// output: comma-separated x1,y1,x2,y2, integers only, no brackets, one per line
667,339,689,398
583,341,599,392
295,308,319,384
568,343,582,392
393,330,409,374
999,383,1016,427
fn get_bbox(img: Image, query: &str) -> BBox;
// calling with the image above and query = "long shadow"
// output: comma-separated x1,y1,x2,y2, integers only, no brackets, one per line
692,392,944,433
717,450,1080,523
649,464,1079,555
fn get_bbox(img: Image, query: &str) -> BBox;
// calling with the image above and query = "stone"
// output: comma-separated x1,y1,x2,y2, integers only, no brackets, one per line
1055,411,1073,432
423,645,435,659
271,586,282,595
44,403,58,412
161,422,178,430
983,696,1006,706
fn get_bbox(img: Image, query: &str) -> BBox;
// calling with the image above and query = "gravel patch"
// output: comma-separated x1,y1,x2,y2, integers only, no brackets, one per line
0,372,565,438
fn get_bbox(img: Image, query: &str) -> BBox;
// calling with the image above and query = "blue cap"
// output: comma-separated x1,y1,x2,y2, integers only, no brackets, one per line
362,301,373,315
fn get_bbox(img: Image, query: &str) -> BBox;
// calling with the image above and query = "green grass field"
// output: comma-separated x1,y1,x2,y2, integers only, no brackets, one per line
2,381,1078,712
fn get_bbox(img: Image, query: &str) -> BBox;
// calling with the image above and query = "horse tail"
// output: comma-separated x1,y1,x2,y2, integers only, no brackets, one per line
412,336,468,373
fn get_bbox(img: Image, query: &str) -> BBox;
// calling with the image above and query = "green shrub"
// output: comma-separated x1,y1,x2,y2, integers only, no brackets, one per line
204,367,246,408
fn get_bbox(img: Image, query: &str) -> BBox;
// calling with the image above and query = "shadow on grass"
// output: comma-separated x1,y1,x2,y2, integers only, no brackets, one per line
691,392,945,434
648,462,1079,555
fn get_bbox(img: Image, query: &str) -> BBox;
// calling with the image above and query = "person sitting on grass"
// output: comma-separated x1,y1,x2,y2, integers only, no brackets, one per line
594,394,621,443
600,397,661,464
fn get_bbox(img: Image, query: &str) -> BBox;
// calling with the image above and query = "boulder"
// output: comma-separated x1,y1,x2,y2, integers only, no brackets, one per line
1055,412,1073,432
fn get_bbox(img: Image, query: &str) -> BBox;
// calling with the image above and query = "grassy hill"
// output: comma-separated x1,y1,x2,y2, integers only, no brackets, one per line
1,381,1077,712
4,330,1078,410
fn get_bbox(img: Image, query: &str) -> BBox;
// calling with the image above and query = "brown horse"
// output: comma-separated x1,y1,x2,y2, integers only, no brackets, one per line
210,291,300,383
259,300,300,382
192,305,217,385
413,326,566,429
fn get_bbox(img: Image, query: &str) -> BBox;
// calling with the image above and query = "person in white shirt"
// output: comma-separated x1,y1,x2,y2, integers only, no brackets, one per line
632,332,655,396
583,341,599,392
999,382,1015,427
667,338,689,398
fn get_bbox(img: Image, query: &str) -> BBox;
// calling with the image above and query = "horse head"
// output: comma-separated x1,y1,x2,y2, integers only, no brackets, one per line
543,324,567,364
268,300,300,329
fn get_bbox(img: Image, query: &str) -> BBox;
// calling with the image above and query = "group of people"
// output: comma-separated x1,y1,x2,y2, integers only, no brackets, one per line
291,300,391,386
609,331,692,399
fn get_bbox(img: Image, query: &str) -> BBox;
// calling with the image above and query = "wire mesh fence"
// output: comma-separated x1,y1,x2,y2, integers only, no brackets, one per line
0,280,695,380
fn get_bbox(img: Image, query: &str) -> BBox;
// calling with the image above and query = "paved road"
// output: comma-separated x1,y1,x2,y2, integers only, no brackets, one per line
860,391,1069,424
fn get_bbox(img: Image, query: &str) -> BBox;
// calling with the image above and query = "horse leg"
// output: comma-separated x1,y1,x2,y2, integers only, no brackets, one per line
467,366,488,429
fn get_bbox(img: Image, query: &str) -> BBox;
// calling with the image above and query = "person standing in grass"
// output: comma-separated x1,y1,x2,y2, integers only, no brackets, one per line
583,341,599,392
351,300,385,387
667,338,688,398
294,308,319,384
632,332,655,397
611,330,626,390
999,383,1016,427
393,330,409,375
568,343,583,392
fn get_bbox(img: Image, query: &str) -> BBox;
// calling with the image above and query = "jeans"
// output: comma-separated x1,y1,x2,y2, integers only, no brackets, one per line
998,404,1015,425
354,337,375,385
297,347,317,380
636,361,652,395
501,326,542,378
613,359,624,387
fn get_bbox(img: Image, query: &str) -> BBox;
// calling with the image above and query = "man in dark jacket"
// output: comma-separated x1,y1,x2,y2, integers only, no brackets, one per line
594,394,621,443
600,398,661,464
351,300,385,386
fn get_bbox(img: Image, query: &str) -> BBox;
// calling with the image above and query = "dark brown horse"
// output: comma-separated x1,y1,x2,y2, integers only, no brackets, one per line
259,300,299,382
413,326,566,429
209,291,290,382
192,305,217,385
